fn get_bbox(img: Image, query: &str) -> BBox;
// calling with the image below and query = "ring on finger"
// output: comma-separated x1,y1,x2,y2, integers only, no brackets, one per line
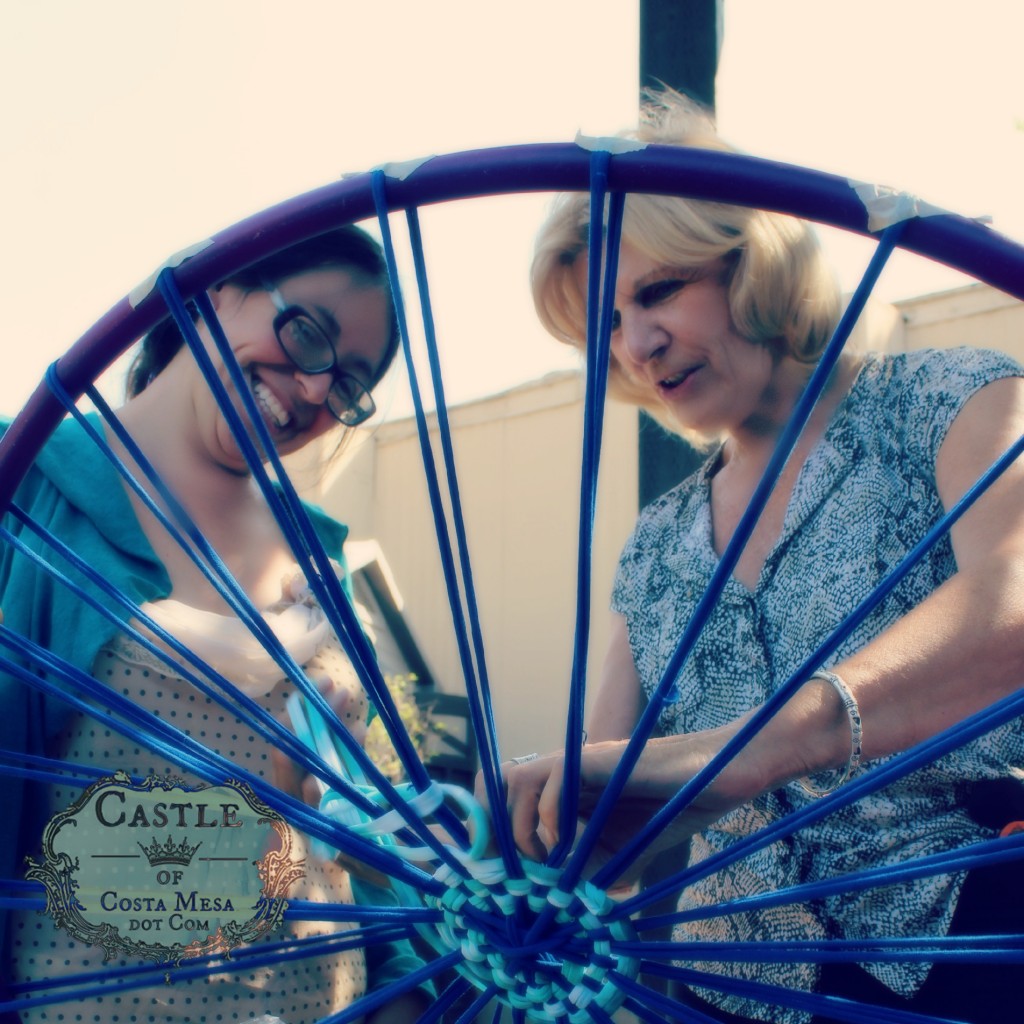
508,753,539,766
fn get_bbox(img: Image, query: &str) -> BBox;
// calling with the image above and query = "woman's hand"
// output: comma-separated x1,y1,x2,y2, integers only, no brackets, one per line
494,725,767,884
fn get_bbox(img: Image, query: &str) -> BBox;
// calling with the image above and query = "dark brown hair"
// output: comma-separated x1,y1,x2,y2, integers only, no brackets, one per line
126,225,399,398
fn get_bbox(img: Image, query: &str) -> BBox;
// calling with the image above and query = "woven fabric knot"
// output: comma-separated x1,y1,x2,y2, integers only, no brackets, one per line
419,857,641,1024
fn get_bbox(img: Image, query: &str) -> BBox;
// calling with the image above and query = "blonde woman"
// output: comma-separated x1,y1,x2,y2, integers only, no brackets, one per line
507,92,1024,1024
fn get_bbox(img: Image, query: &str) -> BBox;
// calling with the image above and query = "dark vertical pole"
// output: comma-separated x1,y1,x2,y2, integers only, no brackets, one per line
634,0,724,962
637,0,723,506
640,0,721,106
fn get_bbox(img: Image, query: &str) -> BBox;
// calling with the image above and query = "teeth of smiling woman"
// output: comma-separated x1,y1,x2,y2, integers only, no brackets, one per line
661,368,692,388
251,378,292,429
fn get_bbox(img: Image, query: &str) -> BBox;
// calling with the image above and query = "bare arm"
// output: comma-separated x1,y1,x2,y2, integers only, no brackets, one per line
784,374,1024,777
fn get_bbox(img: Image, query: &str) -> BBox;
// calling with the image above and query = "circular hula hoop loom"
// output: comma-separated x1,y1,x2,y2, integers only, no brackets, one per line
2,142,1024,1024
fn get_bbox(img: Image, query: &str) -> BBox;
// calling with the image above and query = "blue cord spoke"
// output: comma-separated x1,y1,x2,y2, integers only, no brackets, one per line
553,153,623,866
284,899,443,924
614,934,1024,965
450,986,501,1024
639,832,1024,930
0,747,108,787
404,204,512,864
370,169,520,876
317,949,465,1024
412,975,476,1024
0,897,42,911
2,923,421,1013
620,989,724,1024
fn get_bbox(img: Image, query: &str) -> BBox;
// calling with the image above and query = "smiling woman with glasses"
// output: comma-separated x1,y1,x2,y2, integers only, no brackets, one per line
126,228,400,408
2,226,428,1024
265,280,379,427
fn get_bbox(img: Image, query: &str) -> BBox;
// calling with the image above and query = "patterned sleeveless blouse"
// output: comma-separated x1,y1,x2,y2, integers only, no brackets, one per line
612,348,1024,1023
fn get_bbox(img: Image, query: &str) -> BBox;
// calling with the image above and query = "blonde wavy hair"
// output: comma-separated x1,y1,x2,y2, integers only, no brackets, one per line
531,90,841,434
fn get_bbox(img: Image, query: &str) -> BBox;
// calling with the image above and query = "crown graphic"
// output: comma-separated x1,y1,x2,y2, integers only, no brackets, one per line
137,836,202,867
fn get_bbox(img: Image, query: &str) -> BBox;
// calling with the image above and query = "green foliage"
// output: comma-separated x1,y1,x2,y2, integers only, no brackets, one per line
364,674,442,782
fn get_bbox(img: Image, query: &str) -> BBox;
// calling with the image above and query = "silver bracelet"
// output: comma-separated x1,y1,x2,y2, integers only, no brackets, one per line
797,669,863,798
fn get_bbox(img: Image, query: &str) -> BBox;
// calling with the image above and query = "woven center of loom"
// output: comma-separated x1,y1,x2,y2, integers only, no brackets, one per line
424,860,640,1023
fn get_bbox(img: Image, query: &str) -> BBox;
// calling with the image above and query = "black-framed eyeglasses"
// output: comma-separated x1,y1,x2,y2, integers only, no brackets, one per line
264,283,377,427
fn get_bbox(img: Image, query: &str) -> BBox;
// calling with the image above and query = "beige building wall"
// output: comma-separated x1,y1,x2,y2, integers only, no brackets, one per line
892,283,1024,362
301,282,1023,764
851,282,1024,361
314,371,639,758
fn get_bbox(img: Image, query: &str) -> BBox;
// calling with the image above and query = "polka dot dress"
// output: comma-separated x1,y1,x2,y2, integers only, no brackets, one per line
12,628,371,1024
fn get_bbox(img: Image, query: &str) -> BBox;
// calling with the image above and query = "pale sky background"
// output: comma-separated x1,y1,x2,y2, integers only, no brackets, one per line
1,0,1021,420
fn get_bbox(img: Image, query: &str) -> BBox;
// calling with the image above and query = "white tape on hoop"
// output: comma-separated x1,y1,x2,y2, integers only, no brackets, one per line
342,155,436,182
849,180,955,233
574,132,648,155
128,238,215,308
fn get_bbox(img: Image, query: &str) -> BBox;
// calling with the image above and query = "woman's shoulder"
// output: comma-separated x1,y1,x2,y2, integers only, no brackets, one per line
3,413,117,512
849,346,1024,466
848,347,1022,430
856,347,1023,402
